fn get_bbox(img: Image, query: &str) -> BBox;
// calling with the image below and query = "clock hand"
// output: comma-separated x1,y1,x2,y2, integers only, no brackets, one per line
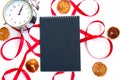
18,4,24,15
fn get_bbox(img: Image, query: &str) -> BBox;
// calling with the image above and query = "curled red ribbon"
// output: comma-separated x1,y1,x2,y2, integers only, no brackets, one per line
51,0,100,16
80,20,113,59
52,72,75,80
1,24,40,80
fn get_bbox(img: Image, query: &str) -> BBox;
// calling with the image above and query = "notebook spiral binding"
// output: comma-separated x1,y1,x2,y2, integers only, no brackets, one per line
40,16,79,23
40,16,79,19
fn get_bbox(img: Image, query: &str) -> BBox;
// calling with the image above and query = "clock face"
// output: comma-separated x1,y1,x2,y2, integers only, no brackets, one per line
3,0,33,28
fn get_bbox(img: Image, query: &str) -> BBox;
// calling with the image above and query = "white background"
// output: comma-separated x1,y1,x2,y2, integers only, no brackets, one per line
0,0,120,80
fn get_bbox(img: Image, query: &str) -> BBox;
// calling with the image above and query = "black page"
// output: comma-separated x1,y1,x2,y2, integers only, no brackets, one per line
40,16,80,71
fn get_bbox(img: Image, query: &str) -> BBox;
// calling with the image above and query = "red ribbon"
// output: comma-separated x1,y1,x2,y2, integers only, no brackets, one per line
80,20,113,59
1,24,40,80
52,72,75,80
51,0,56,16
51,0,100,16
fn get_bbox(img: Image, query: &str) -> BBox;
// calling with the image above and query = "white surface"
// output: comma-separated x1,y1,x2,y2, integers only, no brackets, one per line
0,0,120,80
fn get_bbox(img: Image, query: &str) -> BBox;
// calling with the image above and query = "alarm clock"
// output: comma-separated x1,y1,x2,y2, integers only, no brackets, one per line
3,0,33,28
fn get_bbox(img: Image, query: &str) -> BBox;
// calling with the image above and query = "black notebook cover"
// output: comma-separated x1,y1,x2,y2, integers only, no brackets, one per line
40,16,80,71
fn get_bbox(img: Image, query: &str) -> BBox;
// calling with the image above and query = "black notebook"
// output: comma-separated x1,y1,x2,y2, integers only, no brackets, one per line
40,16,80,71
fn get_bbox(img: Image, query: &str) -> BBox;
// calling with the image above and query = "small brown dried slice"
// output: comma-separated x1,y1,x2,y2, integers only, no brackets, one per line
92,62,107,77
25,59,39,73
0,27,9,40
107,27,119,39
57,0,70,14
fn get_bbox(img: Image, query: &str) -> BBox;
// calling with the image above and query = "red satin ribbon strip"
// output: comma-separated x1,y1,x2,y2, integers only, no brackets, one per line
51,0,100,16
52,72,64,80
2,68,31,80
28,24,40,57
1,24,40,80
1,37,24,60
69,0,100,16
80,20,105,42
71,72,75,80
80,20,113,59
51,0,56,16
52,72,75,80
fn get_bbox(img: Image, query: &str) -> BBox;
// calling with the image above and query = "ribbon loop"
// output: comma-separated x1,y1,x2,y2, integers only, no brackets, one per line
51,0,100,16
28,24,40,57
52,72,75,80
80,20,113,59
80,20,105,42
2,68,31,80
70,0,100,16
1,37,24,60
1,24,40,80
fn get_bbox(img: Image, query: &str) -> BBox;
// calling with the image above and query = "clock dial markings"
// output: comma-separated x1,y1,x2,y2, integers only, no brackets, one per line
13,5,16,8
10,8,12,11
11,18,13,20
3,0,32,27
19,21,21,24
14,21,16,24
24,20,26,23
